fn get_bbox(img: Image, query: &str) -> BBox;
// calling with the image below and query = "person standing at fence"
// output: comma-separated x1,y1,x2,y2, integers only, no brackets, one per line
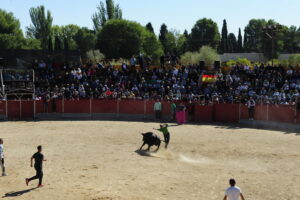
26,145,46,187
223,179,246,200
0,138,7,176
170,101,176,120
176,103,186,124
246,97,255,120
44,93,50,112
154,99,162,121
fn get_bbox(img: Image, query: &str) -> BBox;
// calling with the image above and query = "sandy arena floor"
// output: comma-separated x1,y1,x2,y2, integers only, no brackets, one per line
0,121,299,200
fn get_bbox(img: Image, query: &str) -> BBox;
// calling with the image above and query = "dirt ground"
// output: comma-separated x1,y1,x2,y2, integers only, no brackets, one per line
0,121,299,200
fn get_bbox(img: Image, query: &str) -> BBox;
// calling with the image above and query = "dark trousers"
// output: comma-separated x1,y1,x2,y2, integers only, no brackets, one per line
155,110,162,120
1,158,5,173
164,133,170,149
29,166,43,185
248,107,255,119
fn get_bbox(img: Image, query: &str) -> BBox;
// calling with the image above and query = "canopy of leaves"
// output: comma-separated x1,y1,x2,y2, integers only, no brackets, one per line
97,19,162,59
142,30,163,60
188,18,220,51
226,57,251,67
92,0,122,31
0,9,25,49
180,45,219,65
26,5,53,49
74,27,96,51
145,22,154,33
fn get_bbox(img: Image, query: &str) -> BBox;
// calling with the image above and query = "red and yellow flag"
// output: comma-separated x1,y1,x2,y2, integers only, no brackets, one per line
202,74,217,83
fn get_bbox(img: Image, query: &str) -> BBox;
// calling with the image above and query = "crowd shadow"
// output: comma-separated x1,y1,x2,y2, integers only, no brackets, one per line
212,123,299,136
2,188,37,198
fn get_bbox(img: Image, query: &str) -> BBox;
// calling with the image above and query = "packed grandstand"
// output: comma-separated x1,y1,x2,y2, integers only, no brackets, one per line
2,59,294,106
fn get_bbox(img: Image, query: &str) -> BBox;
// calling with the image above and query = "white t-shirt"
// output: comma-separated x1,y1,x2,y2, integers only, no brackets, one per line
225,186,242,200
0,144,4,159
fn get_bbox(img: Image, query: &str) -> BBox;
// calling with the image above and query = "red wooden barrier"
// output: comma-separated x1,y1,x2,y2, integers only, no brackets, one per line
3,99,300,126
55,100,63,113
268,105,294,124
214,104,239,123
64,99,90,113
146,101,155,115
194,105,213,122
240,104,268,121
255,105,268,121
92,100,117,113
119,100,144,114
7,101,20,119
21,101,33,119
0,101,6,116
162,102,171,116
35,101,44,113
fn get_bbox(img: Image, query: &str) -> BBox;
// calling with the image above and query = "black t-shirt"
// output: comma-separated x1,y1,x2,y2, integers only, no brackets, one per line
32,152,44,168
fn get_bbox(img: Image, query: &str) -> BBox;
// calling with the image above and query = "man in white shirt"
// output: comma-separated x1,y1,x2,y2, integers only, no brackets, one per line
154,99,162,120
223,179,245,200
0,138,6,176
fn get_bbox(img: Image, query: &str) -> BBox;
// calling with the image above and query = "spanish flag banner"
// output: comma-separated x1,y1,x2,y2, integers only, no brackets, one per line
202,74,217,83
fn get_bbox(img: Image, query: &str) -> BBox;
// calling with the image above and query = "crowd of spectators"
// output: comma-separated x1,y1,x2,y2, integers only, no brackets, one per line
32,59,300,106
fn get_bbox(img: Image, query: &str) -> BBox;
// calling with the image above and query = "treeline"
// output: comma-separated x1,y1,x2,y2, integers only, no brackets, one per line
0,0,300,60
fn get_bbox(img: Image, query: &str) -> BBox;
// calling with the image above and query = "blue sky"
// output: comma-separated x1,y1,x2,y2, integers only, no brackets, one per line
1,0,300,36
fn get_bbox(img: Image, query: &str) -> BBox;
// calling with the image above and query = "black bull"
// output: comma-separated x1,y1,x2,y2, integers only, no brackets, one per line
139,132,161,151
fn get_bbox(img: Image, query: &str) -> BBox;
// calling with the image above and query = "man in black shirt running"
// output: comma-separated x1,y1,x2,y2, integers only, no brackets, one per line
26,145,46,187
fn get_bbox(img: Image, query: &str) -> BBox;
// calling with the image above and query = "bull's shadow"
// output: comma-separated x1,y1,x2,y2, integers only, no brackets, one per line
135,149,158,157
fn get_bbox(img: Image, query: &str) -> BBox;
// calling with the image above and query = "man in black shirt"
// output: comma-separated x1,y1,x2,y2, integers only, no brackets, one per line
26,145,46,187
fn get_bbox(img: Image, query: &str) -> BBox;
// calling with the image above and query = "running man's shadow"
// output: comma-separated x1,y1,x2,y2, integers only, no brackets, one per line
2,188,37,198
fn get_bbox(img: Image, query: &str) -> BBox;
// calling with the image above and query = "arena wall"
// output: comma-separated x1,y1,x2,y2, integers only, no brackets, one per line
1,99,300,126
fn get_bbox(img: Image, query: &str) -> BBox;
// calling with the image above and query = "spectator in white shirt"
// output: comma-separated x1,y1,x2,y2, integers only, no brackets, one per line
0,138,6,176
223,179,245,200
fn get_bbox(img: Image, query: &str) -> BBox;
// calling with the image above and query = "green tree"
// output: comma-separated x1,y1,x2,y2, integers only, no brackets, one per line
51,24,81,50
61,24,80,50
237,28,243,52
243,19,266,52
198,45,219,65
159,23,168,53
180,30,189,54
146,22,154,33
97,19,162,59
74,27,96,51
167,29,188,55
142,30,163,60
228,33,237,53
260,20,286,59
26,5,53,50
92,0,122,31
159,29,189,55
188,18,220,51
220,19,228,53
23,38,41,49
180,45,219,65
97,19,141,59
0,9,25,49
283,26,300,53
52,25,63,50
